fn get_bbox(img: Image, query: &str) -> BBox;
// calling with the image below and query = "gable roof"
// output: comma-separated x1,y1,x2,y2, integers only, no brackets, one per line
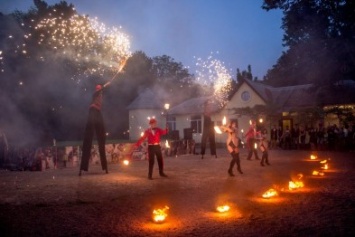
169,96,221,115
126,88,163,110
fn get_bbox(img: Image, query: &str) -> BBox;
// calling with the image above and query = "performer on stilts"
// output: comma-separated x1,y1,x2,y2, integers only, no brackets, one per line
79,81,112,176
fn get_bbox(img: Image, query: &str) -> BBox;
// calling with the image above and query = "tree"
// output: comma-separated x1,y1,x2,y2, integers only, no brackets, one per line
262,0,355,86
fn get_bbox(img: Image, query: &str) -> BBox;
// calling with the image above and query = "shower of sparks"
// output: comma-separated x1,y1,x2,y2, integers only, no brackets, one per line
1,8,131,80
194,52,233,106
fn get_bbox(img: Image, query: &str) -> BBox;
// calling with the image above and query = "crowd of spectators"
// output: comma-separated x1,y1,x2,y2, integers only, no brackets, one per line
269,124,355,152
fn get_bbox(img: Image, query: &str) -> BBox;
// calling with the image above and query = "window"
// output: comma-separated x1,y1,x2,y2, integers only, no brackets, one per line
167,116,176,131
190,115,202,133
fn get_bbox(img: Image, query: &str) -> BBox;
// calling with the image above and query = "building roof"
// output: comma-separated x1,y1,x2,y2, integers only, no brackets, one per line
243,79,355,111
169,96,221,115
126,88,163,110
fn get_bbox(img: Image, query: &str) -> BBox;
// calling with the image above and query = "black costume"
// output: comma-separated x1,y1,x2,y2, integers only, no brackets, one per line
79,86,108,175
200,115,217,158
227,131,243,176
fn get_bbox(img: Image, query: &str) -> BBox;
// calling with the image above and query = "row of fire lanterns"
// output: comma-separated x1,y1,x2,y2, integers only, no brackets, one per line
150,153,331,223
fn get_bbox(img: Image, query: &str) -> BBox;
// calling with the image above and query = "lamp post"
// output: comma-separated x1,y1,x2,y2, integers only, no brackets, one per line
164,103,170,128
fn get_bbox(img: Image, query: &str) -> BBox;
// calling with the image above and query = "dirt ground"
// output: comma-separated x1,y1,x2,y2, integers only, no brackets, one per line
0,148,354,237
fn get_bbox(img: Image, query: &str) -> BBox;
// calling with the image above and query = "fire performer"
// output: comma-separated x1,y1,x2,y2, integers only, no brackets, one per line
200,100,217,159
134,118,168,180
259,129,270,166
221,120,243,176
79,81,112,176
244,120,260,161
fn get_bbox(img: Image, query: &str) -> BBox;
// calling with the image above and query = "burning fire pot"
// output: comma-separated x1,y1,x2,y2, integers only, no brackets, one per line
262,188,278,199
216,205,230,213
152,206,169,223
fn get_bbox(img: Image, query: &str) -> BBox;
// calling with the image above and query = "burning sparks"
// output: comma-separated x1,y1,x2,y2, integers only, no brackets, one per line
152,206,169,223
262,188,278,199
2,8,131,78
194,52,233,106
216,205,230,213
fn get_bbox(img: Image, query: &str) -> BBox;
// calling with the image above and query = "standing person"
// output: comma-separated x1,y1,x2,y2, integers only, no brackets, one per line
200,100,217,159
244,120,260,160
0,127,9,168
135,118,168,180
79,81,111,176
259,129,270,166
270,125,277,150
221,120,243,176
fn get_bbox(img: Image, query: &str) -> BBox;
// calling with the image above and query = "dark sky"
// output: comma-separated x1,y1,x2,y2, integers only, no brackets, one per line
1,0,284,79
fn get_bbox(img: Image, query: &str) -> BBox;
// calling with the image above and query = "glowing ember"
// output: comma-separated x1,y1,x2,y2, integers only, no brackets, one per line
312,170,324,176
222,116,227,126
289,181,304,190
123,159,129,165
310,155,317,160
152,206,169,223
214,126,223,134
216,205,230,213
262,188,278,199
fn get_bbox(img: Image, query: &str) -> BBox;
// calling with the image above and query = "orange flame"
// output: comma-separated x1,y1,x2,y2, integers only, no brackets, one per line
214,126,223,134
152,206,169,223
321,164,329,170
310,155,317,160
262,188,278,198
289,181,304,190
222,116,227,126
123,159,129,165
165,140,170,148
312,170,324,176
216,205,230,213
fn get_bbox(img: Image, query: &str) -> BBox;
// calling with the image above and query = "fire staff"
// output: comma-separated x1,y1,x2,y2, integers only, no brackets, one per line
79,81,111,176
135,118,168,180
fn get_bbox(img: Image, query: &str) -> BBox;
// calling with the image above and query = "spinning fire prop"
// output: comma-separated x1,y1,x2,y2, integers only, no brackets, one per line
152,206,170,223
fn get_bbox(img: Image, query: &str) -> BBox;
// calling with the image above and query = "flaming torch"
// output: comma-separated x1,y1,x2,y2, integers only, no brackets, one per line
152,206,169,223
165,140,170,149
214,116,227,134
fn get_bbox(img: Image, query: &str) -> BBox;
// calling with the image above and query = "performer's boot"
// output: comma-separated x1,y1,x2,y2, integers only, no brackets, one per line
228,159,235,176
236,159,243,174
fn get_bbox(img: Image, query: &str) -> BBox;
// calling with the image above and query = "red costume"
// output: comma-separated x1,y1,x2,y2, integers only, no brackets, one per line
136,118,168,180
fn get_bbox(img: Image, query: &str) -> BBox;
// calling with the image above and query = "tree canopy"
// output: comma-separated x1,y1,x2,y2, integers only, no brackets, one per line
262,0,355,86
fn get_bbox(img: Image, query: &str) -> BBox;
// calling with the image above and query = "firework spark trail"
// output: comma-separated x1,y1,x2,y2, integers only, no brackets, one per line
194,52,233,106
1,8,131,81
